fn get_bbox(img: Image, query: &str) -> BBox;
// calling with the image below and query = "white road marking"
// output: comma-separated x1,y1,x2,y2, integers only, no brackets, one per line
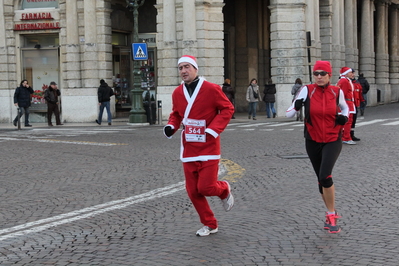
382,121,399,125
0,137,125,146
0,163,229,242
236,123,270,128
355,119,388,127
0,182,185,241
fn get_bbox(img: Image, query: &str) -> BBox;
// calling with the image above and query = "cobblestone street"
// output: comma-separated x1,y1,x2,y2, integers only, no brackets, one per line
0,102,398,266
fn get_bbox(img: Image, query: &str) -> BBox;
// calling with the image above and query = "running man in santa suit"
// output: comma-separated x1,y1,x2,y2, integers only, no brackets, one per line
336,67,357,145
163,55,235,236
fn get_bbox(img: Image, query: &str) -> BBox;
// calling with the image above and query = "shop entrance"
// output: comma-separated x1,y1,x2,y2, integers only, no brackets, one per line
112,46,132,117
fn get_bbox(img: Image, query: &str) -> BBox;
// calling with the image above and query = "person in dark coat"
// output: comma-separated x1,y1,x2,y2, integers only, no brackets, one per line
96,79,114,125
358,73,370,116
44,81,63,126
263,79,277,118
13,79,34,127
222,79,235,119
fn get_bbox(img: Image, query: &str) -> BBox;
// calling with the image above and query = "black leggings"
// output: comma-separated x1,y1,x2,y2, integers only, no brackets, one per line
305,139,342,194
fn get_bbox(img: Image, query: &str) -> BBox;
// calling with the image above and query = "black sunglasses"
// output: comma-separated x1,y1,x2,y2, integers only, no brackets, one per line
313,71,329,76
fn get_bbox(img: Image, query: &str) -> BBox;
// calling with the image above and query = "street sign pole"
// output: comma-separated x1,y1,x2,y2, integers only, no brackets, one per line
126,0,147,124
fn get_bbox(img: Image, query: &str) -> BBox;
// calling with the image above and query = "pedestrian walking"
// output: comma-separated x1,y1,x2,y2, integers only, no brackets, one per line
163,55,235,237
263,79,277,118
222,78,235,119
44,81,63,126
336,67,357,145
96,79,114,126
13,79,34,127
291,78,303,121
246,78,260,120
286,60,349,233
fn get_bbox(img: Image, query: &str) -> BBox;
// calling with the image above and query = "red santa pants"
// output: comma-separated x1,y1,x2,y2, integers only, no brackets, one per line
342,113,354,141
183,160,229,229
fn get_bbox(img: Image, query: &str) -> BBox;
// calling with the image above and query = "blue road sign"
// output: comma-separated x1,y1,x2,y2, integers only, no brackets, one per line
132,43,148,60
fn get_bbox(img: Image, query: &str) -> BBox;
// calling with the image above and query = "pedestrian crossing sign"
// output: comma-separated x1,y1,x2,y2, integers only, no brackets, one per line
132,43,148,60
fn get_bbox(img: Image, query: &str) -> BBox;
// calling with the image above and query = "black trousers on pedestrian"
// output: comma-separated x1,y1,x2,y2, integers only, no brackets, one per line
305,139,342,194
47,103,61,125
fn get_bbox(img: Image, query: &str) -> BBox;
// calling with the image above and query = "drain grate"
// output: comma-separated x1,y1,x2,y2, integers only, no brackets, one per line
279,154,308,159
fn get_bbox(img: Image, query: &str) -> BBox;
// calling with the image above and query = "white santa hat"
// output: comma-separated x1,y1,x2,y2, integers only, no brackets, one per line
178,55,199,70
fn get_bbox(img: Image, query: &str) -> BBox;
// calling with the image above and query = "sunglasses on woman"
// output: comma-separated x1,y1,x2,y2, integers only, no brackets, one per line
313,71,329,76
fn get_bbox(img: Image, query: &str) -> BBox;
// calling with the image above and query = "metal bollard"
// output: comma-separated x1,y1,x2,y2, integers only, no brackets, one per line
157,100,162,125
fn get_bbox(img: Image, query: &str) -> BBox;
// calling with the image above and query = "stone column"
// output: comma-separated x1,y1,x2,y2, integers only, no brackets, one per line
375,0,390,103
331,0,345,76
156,0,179,121
65,0,81,89
375,1,389,84
389,4,399,102
96,3,112,81
269,1,307,117
159,0,178,86
83,0,98,87
344,0,356,66
359,0,375,83
0,0,16,122
305,0,321,69
182,0,197,56
319,0,333,63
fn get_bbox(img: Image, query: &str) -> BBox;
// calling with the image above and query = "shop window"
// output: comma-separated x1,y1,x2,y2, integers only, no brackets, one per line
112,33,130,46
24,34,59,49
21,35,59,105
21,0,58,9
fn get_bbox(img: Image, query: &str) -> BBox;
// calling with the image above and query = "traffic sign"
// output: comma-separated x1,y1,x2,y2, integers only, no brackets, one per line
132,43,148,60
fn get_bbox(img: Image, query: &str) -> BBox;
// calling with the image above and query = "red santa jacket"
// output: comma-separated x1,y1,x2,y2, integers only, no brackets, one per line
166,77,234,162
336,77,356,113
352,79,364,108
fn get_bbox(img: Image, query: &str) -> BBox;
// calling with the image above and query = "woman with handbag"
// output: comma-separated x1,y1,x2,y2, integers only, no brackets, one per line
246,78,260,120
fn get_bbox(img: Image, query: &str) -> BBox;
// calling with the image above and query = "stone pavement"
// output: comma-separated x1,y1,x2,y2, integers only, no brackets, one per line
0,103,398,265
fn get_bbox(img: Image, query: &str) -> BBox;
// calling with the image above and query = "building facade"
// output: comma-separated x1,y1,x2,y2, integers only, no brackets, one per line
0,0,398,123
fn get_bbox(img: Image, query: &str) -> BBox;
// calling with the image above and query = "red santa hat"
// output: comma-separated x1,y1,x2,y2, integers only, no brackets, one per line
340,67,354,76
178,55,199,70
313,61,332,74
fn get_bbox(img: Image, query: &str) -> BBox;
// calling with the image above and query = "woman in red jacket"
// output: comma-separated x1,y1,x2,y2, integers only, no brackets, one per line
286,61,349,233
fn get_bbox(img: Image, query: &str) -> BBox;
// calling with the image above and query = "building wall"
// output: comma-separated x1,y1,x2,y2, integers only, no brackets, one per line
0,0,398,123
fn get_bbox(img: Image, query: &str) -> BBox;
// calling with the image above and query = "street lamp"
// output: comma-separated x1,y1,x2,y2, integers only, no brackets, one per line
126,0,147,123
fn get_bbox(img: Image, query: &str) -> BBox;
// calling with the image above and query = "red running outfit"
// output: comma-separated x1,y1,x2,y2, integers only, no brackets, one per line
165,77,234,229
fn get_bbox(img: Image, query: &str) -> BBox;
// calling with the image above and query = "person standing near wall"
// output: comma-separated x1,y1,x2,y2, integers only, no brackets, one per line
13,79,34,127
163,55,235,237
286,61,349,234
96,79,114,126
222,78,235,119
246,78,260,120
358,73,370,116
44,81,63,126
263,79,277,118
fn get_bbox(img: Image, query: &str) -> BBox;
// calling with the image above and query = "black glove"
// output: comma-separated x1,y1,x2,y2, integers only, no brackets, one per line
294,99,303,111
164,126,174,137
336,115,348,125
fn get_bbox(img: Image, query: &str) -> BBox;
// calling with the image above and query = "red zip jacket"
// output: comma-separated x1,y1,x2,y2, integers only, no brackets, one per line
303,84,347,143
